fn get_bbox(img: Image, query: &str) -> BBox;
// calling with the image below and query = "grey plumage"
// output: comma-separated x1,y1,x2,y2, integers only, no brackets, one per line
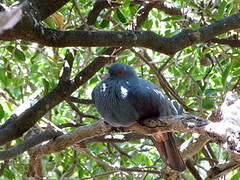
92,62,186,171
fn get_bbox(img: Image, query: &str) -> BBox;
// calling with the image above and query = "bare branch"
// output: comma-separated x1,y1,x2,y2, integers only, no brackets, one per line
16,113,236,161
86,0,121,26
27,0,70,21
30,121,112,156
186,159,203,180
0,129,62,160
56,122,84,128
58,50,74,84
69,97,93,104
0,89,19,106
27,142,43,179
206,160,240,180
1,4,239,55
209,38,240,47
133,1,157,29
181,134,210,160
2,90,240,164
66,99,99,120
132,0,193,20
83,132,146,144
111,143,132,158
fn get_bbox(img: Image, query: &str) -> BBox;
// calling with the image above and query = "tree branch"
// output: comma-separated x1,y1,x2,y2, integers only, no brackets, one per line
0,129,62,160
181,134,210,160
69,97,93,104
1,3,239,55
186,159,203,180
209,38,240,47
58,50,74,84
86,0,121,26
29,120,112,156
206,159,240,180
14,112,238,160
0,48,117,145
27,0,70,20
82,132,146,144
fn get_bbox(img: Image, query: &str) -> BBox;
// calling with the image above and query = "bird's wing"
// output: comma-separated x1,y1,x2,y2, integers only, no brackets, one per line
127,78,186,171
127,78,177,119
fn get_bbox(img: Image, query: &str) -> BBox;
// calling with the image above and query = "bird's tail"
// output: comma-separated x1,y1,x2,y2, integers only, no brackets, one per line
151,132,186,171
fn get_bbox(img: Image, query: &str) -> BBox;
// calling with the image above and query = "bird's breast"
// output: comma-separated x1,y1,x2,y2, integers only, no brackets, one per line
95,80,139,127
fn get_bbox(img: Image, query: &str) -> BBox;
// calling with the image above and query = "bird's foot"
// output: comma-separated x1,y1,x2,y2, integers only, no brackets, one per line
141,117,168,128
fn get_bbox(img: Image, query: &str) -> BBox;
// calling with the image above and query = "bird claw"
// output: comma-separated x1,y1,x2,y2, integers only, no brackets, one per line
141,118,167,128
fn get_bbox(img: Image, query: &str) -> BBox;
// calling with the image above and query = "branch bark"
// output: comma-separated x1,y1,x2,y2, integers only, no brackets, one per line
12,113,238,159
1,1,239,55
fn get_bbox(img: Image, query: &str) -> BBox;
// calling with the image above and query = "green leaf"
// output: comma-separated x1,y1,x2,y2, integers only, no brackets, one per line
116,9,127,23
30,51,41,61
143,19,153,29
162,16,182,21
202,97,214,109
100,19,109,28
14,49,26,61
230,170,240,180
123,0,130,8
218,1,227,17
205,89,217,96
3,168,15,179
42,78,50,95
222,64,232,85
0,69,9,86
44,16,56,28
0,104,4,120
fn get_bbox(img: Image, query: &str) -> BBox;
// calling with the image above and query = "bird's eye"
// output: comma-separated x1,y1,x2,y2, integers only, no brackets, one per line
116,70,124,76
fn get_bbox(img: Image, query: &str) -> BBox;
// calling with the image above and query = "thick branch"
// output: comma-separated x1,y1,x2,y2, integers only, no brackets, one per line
86,0,121,26
15,113,237,159
30,120,112,156
1,10,239,55
0,112,239,161
27,0,70,20
0,48,117,145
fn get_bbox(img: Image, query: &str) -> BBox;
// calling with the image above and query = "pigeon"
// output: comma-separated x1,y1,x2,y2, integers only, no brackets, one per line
92,62,186,171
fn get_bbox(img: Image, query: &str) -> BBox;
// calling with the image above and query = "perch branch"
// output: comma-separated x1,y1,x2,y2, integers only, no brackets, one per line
18,113,240,160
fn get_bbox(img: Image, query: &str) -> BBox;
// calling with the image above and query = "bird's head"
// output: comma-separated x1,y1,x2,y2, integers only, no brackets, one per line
108,62,137,79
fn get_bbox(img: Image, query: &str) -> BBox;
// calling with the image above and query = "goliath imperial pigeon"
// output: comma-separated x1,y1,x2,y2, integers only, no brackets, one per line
92,62,186,171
